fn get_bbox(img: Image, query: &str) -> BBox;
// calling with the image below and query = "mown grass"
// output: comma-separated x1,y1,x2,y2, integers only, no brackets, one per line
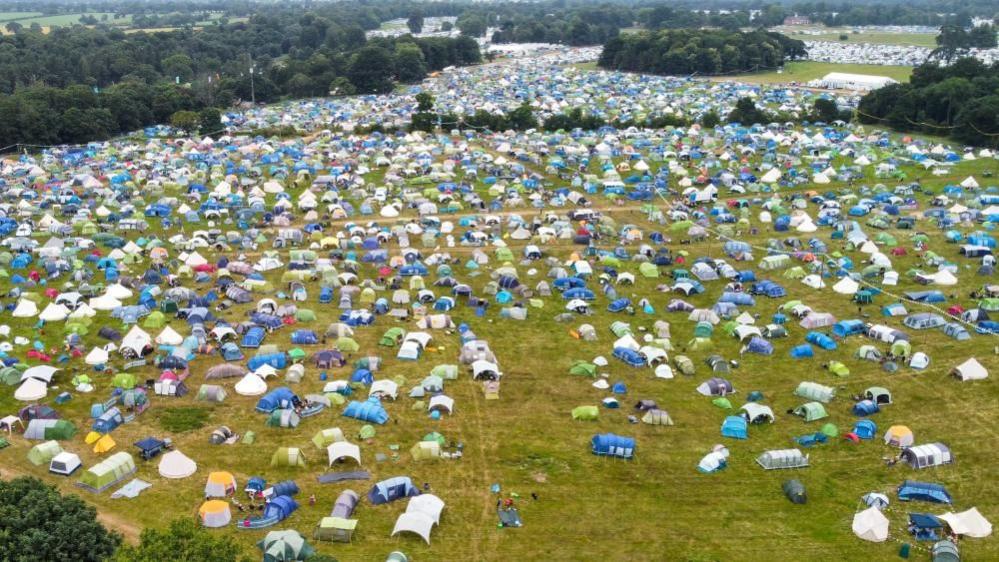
0,136,996,562
721,61,915,85
158,407,212,433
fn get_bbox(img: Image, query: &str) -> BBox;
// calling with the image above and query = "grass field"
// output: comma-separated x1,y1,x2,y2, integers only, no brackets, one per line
780,28,938,48
0,134,997,562
720,61,914,85
0,12,42,22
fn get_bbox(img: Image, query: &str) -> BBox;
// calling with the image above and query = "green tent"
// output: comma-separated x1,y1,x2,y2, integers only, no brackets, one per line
423,432,446,446
793,402,828,422
312,428,345,449
295,309,317,322
794,382,835,403
712,397,732,410
638,262,659,278
78,452,136,492
336,337,359,353
288,348,306,362
571,406,599,420
687,337,713,351
111,373,136,389
568,362,596,377
142,311,166,328
379,327,406,347
609,321,632,337
494,248,514,261
821,423,839,437
270,447,306,467
0,367,20,386
358,425,376,440
430,364,458,380
314,516,357,543
27,440,62,466
242,431,256,445
257,530,315,562
826,361,850,376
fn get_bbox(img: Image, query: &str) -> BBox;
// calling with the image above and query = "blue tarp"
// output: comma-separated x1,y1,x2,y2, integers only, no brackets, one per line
898,480,952,504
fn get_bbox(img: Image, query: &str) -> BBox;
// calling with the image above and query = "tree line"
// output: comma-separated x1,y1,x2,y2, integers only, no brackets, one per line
858,58,999,147
598,29,806,76
0,3,479,146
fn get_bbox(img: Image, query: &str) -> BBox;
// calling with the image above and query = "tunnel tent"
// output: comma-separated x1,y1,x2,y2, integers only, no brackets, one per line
327,441,361,466
271,447,307,467
27,440,63,466
783,479,807,504
794,382,835,403
792,402,828,422
901,443,953,469
590,433,635,459
312,427,346,449
757,449,809,470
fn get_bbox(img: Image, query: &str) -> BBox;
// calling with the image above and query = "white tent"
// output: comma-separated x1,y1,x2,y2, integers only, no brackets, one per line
960,176,979,188
15,378,47,401
11,299,38,318
952,358,988,381
327,441,361,466
408,494,445,525
938,508,992,538
38,303,69,322
832,277,859,295
158,450,198,479
392,512,435,544
760,168,781,183
852,507,889,542
234,373,268,396
156,326,184,346
22,366,58,383
85,347,109,366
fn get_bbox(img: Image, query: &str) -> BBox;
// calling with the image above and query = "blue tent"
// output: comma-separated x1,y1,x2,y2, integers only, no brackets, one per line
248,353,287,371
852,400,880,416
246,477,266,494
806,331,837,350
343,398,389,424
241,326,265,348
591,433,635,459
721,416,748,439
256,388,296,413
270,480,299,497
744,336,773,355
853,420,877,439
909,513,944,541
790,344,814,358
718,292,755,306
290,330,318,345
221,342,243,361
613,347,645,367
263,495,298,521
832,320,866,337
368,476,420,505
92,407,124,433
898,480,952,504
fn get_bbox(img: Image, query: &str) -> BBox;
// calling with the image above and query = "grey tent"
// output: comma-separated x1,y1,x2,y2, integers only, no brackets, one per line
757,449,809,470
783,479,807,504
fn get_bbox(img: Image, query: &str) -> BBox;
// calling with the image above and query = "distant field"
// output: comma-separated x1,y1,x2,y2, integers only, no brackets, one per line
16,13,129,27
722,61,914,85
777,26,938,48
0,12,42,22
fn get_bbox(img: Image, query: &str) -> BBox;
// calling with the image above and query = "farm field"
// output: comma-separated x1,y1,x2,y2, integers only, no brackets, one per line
722,61,915,85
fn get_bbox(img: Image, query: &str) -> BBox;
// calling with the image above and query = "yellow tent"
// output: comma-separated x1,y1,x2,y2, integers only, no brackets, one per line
84,431,102,444
93,434,116,454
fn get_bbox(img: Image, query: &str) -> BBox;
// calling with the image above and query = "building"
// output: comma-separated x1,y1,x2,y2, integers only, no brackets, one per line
808,72,898,91
784,15,811,26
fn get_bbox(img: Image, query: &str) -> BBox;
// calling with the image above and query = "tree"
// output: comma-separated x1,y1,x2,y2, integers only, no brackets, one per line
4,22,22,34
394,44,428,83
286,72,317,97
440,21,453,32
347,45,395,94
112,518,253,562
701,110,721,129
812,98,843,123
506,102,537,131
329,76,356,96
727,97,770,125
198,107,222,132
415,92,434,112
457,14,488,38
953,94,999,146
162,54,194,83
407,11,424,35
0,477,120,562
170,110,201,133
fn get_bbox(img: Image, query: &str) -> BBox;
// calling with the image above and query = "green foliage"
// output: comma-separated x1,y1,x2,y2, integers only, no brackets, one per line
158,406,210,432
169,110,200,133
700,110,721,129
456,13,486,38
415,91,434,112
0,476,121,562
858,57,999,146
727,97,772,125
348,45,397,94
409,111,436,133
394,43,428,83
440,20,453,32
407,10,423,34
811,98,851,123
112,518,252,562
599,30,806,76
198,107,222,132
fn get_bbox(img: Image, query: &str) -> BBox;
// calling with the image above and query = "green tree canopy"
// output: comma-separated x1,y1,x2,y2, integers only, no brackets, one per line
112,518,252,562
0,476,121,562
348,45,396,94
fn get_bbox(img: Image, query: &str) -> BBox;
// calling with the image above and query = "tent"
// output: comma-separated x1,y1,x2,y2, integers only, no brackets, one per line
158,450,197,479
256,530,315,562
312,428,346,449
951,358,988,381
571,405,599,421
199,500,232,528
368,476,420,505
938,508,992,538
24,419,76,440
27,440,62,466
410,441,441,460
205,471,237,497
721,416,748,439
792,402,828,422
783,479,806,504
756,449,809,470
327,441,361,466
591,433,635,459
343,398,389,424
271,447,307,467
901,443,953,469
77,452,137,492
794,382,835,403
853,506,890,542
898,480,952,504
641,409,673,425
885,425,915,447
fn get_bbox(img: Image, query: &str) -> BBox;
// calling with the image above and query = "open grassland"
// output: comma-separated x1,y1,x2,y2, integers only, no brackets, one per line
0,138,996,562
721,61,915,85
776,26,939,48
